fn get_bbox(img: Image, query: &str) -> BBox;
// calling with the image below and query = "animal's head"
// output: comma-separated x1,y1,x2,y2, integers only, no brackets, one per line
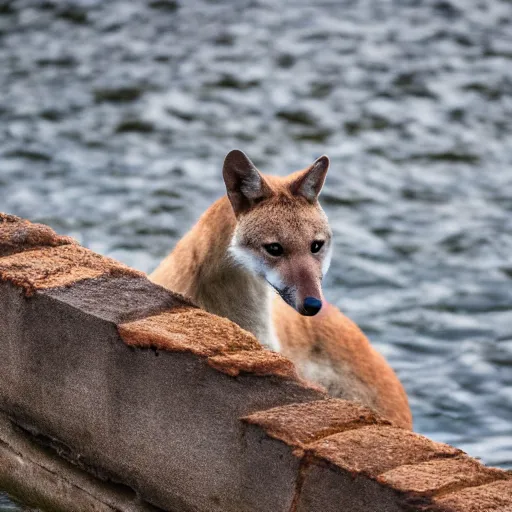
223,149,332,317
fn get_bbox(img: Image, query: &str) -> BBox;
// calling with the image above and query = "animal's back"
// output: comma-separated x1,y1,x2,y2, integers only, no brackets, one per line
273,298,412,429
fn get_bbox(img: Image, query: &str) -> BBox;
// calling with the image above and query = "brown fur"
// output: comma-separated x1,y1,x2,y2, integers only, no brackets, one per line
150,157,412,429
273,300,412,429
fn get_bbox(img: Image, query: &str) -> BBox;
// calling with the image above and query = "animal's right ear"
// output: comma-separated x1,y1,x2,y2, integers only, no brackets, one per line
289,155,330,202
223,150,272,215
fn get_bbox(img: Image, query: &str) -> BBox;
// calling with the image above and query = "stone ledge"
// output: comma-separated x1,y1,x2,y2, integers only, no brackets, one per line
243,401,511,511
243,399,393,450
0,412,160,512
432,480,512,512
118,308,262,356
0,244,143,296
0,213,76,258
0,213,510,512
208,350,300,379
43,275,193,324
378,456,509,498
305,425,462,477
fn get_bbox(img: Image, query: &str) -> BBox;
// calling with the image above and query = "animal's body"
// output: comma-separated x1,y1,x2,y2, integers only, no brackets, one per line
150,150,412,429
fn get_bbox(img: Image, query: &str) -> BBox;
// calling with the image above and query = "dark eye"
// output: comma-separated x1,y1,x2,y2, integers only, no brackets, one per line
264,243,284,256
311,240,324,253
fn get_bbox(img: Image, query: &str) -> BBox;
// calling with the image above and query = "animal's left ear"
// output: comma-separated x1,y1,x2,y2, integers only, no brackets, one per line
289,155,330,202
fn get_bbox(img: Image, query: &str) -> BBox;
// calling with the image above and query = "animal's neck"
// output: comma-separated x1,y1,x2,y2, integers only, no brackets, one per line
195,256,279,351
154,197,279,351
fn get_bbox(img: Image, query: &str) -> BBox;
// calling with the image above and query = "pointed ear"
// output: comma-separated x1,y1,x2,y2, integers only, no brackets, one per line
223,150,272,215
289,155,330,202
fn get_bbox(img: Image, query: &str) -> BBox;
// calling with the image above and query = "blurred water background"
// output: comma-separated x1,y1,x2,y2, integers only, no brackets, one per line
0,495,20,511
1,0,512,508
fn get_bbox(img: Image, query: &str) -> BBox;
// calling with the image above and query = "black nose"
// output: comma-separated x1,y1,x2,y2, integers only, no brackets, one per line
303,297,322,316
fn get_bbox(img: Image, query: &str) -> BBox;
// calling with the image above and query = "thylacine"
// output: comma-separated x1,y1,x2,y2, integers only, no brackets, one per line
150,150,412,429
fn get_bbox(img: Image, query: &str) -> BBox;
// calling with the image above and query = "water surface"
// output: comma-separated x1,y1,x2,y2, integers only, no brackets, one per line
1,0,511,508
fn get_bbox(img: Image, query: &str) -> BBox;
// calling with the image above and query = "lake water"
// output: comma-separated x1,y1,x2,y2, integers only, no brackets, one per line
1,0,511,508
0,495,24,511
